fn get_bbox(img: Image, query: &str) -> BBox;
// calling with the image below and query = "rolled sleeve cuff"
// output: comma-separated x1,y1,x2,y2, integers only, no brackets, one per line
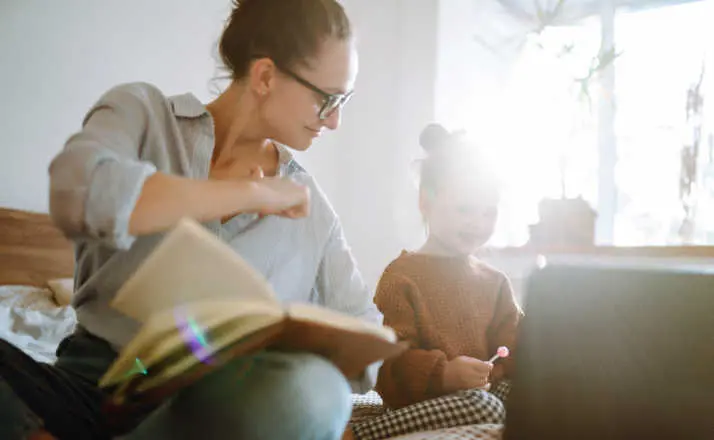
85,159,157,250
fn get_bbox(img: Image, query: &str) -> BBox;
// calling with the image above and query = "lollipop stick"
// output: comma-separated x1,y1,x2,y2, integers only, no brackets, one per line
487,346,510,363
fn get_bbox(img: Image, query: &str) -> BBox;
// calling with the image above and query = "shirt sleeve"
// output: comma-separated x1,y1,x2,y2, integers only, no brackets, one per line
374,270,449,409
315,218,383,393
49,84,158,250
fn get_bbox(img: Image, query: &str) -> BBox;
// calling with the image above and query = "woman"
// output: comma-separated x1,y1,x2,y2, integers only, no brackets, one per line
0,0,380,439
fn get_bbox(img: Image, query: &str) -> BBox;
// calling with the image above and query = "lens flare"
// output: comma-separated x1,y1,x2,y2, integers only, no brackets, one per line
174,307,215,364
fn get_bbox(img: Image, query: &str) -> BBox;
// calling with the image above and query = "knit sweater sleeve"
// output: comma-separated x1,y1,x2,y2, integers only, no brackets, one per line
486,274,524,382
374,270,448,409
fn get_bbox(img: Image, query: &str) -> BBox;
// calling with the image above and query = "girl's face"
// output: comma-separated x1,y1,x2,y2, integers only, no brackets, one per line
421,179,499,256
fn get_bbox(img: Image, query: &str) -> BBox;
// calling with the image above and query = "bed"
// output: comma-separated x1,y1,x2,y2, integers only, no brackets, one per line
351,391,503,440
0,207,503,439
0,207,77,363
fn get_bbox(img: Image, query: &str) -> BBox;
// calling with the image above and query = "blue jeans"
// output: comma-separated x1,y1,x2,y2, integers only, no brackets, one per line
0,329,352,439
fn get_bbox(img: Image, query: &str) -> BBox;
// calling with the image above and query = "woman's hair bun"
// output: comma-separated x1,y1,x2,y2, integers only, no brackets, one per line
419,123,450,153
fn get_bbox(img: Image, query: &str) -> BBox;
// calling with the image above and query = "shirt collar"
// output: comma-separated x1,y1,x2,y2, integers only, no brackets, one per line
169,93,297,173
274,142,294,167
169,92,209,118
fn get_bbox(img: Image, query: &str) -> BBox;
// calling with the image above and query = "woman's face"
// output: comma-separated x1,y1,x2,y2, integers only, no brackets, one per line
260,37,358,151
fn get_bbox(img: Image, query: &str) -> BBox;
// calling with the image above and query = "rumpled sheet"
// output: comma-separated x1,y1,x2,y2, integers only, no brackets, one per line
351,391,504,439
0,285,77,363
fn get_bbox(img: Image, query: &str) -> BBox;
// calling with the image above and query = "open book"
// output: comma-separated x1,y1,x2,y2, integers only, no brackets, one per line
99,219,404,406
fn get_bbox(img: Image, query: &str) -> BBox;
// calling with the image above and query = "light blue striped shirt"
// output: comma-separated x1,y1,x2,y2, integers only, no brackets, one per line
48,82,381,392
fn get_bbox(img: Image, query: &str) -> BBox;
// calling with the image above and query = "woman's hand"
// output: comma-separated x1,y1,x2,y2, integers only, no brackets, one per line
248,167,310,218
441,356,493,394
127,166,310,237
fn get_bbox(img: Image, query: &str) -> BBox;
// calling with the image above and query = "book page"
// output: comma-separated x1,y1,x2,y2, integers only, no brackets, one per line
274,318,406,379
111,219,279,322
102,303,407,403
279,304,404,378
107,323,288,407
100,300,284,389
287,303,396,342
134,319,285,394
134,305,285,393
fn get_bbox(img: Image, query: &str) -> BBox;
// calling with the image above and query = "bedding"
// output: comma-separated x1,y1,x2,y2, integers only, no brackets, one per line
4,286,506,439
351,391,504,439
389,425,502,440
47,277,74,306
0,208,77,362
0,284,76,363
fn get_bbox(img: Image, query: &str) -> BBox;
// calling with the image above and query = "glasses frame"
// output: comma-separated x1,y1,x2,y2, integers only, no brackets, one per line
252,56,353,120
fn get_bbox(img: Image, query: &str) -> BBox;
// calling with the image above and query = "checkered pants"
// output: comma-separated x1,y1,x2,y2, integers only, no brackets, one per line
351,382,510,440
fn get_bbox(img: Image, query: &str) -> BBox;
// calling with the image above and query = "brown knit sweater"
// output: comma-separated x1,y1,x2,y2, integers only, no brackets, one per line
374,251,523,409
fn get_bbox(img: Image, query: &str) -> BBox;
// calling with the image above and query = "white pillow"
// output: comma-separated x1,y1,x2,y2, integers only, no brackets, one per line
47,278,74,306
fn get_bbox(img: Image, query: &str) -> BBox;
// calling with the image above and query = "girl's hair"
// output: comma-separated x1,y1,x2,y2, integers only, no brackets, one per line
218,0,352,80
418,123,498,195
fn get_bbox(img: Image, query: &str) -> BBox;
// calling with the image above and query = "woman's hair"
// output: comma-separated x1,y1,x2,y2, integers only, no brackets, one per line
418,123,497,196
218,0,352,80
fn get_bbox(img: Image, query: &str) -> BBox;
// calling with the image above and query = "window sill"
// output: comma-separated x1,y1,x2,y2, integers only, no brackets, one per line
479,245,714,259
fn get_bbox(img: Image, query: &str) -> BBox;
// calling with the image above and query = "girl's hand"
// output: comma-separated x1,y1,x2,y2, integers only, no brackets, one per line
442,356,493,393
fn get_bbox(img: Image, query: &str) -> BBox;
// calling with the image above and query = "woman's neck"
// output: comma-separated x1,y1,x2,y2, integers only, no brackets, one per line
206,82,278,176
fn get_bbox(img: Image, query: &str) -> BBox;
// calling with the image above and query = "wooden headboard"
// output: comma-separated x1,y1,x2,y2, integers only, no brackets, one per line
0,208,74,286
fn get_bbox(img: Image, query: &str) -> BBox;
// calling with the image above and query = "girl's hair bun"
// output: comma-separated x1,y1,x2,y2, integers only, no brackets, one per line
419,123,451,154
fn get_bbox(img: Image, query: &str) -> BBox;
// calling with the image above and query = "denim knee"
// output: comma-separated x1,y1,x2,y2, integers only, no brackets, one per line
128,351,353,440
267,352,353,437
192,351,353,440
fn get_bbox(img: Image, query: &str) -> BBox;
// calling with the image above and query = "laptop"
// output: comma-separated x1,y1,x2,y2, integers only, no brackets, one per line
503,263,714,439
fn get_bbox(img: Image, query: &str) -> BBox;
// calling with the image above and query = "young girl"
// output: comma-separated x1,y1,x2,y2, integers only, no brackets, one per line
348,123,524,439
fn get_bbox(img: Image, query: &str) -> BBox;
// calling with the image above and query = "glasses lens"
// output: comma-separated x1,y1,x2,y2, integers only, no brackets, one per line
319,93,352,120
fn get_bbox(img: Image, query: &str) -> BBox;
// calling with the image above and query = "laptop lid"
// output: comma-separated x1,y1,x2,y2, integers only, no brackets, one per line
504,264,714,439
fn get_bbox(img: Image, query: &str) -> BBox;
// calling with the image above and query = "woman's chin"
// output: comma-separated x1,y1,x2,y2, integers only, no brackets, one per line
273,133,314,152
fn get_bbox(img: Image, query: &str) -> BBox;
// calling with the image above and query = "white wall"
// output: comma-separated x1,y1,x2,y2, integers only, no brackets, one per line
435,0,514,137
0,0,231,212
326,0,439,284
0,0,439,287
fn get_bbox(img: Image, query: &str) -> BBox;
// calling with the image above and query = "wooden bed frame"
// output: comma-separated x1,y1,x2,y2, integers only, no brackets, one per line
0,207,74,286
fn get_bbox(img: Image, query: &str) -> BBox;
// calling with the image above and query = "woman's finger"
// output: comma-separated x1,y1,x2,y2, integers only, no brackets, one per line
284,206,307,219
250,166,265,179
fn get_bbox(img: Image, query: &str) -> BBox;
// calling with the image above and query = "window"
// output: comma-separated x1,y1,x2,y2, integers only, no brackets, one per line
485,17,603,247
613,1,714,245
463,0,714,247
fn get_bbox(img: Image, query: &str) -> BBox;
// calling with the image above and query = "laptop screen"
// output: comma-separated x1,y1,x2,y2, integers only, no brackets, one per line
504,264,714,439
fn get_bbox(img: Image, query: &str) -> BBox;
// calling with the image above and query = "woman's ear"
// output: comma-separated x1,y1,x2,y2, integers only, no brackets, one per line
248,58,277,97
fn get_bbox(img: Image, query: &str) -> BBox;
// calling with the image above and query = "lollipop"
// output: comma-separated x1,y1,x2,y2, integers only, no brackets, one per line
488,346,510,363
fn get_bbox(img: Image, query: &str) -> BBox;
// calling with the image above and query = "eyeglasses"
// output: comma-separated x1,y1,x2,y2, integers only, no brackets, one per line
246,56,348,121
279,66,353,120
